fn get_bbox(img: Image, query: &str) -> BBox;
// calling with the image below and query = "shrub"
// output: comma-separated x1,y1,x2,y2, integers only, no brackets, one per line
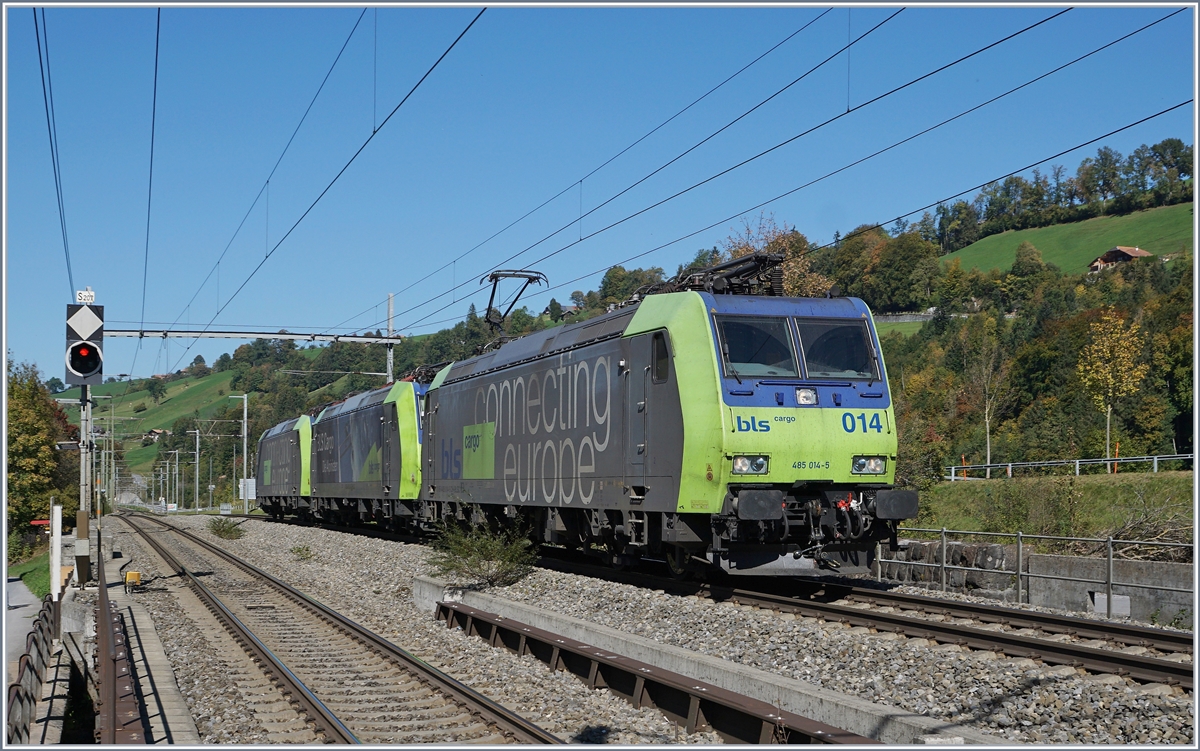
290,545,313,562
133,402,147,413
207,517,244,540
427,522,536,588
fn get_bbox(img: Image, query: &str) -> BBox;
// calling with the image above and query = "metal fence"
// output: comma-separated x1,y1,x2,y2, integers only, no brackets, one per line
883,527,1193,619
6,596,57,744
945,453,1193,480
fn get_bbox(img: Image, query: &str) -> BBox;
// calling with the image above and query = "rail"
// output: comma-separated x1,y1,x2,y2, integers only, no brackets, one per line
94,528,146,743
438,602,876,744
945,453,1193,479
889,527,1193,618
5,596,57,744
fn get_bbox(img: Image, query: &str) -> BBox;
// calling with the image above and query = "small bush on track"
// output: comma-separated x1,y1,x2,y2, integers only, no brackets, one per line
208,517,244,540
290,545,313,562
428,523,536,588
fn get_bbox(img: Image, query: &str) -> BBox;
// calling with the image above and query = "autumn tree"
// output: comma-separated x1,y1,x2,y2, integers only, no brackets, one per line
1076,307,1150,463
959,314,1015,477
720,213,833,297
7,358,79,528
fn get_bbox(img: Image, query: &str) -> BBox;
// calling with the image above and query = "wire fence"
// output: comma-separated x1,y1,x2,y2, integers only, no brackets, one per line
945,453,1193,480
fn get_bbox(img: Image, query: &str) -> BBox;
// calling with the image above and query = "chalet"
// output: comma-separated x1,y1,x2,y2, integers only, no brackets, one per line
145,428,171,442
1088,246,1153,273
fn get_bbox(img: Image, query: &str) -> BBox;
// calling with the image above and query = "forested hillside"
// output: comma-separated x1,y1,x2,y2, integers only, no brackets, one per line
18,139,1193,520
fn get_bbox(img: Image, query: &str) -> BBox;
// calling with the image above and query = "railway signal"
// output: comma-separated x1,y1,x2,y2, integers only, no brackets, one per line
65,292,104,386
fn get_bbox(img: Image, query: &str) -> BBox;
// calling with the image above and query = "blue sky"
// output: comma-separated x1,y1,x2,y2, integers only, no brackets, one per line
4,4,1195,381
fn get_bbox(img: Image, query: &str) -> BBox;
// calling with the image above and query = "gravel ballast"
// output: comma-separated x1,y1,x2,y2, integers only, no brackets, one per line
113,518,722,744
121,516,1193,744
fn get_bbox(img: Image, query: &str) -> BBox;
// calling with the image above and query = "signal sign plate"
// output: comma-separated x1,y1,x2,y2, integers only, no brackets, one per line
67,304,104,341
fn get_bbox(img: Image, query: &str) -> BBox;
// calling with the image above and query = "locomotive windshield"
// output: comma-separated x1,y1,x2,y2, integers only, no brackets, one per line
715,316,799,377
794,319,879,380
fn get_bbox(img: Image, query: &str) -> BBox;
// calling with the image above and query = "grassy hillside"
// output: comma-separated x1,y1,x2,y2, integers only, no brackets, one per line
874,320,925,338
943,202,1193,275
59,370,240,476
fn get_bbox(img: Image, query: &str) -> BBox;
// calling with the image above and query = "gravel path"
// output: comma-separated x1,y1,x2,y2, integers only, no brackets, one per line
114,517,722,744
122,516,1194,744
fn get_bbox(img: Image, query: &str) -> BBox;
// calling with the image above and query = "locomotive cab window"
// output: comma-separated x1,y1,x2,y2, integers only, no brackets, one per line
715,316,799,377
652,332,670,383
794,319,879,380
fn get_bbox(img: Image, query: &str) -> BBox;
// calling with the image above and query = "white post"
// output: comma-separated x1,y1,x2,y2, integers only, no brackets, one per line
50,503,62,602
387,292,394,383
193,429,200,512
230,394,249,513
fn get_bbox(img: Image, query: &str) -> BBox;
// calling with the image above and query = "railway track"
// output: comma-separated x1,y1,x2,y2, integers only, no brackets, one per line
533,555,1194,691
121,513,561,744
219,512,1194,689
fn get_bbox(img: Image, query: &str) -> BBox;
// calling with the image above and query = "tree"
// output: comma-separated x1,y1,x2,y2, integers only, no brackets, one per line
148,378,168,404
724,213,834,296
547,298,563,322
189,354,211,377
1150,137,1193,179
7,358,79,527
1010,241,1046,278
44,377,65,394
1076,307,1150,464
959,315,1015,477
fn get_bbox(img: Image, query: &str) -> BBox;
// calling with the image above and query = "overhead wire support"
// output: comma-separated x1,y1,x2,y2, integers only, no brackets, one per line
168,7,487,373
32,8,74,298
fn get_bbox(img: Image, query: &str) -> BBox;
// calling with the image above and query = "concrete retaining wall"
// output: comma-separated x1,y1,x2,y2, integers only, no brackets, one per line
1027,555,1193,626
413,576,1010,745
879,541,1193,624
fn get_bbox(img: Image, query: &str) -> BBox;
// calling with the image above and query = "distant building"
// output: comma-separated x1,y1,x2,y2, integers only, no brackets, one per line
1088,246,1153,273
145,428,171,442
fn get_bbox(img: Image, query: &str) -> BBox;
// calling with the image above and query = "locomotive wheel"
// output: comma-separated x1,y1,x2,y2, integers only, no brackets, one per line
606,538,628,571
666,546,693,580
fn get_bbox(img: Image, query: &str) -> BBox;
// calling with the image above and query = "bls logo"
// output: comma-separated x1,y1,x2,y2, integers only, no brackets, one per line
735,415,771,432
441,438,462,479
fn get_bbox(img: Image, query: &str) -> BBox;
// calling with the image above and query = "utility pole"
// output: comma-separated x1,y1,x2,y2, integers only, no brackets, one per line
190,430,200,512
387,292,394,382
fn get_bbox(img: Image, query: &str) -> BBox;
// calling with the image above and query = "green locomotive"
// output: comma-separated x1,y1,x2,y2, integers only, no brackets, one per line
257,255,917,577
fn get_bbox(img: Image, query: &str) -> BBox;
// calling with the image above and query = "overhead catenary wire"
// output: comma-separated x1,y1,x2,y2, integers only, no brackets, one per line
507,100,1196,315
389,9,1188,335
164,8,370,335
166,8,487,374
333,7,836,331
379,6,1075,331
377,7,899,332
32,8,74,298
139,8,162,332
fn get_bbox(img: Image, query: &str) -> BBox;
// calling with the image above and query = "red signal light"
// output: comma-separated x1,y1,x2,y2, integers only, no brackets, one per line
67,340,102,377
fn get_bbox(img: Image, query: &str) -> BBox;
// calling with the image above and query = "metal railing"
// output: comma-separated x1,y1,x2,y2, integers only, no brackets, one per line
6,595,58,744
881,527,1193,619
945,453,1193,480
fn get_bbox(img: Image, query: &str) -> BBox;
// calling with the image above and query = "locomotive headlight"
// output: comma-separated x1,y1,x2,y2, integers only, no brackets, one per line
732,455,769,474
796,387,818,405
851,456,887,474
